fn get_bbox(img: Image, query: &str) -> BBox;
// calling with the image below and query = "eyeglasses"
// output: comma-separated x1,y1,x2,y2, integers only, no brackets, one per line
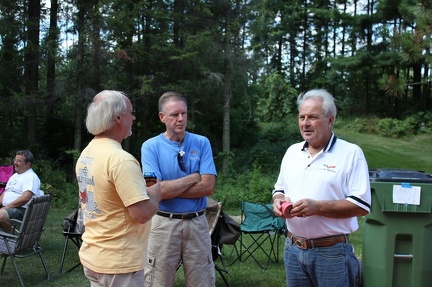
177,151,187,172
123,109,135,116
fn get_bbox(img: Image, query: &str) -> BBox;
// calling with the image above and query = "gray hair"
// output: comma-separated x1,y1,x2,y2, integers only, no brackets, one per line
86,90,127,135
158,91,187,114
16,150,35,164
297,89,337,119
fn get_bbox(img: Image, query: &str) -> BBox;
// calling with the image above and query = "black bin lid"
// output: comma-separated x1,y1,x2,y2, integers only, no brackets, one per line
369,168,432,183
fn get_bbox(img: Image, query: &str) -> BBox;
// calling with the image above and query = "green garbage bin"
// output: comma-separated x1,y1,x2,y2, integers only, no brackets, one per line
363,169,432,287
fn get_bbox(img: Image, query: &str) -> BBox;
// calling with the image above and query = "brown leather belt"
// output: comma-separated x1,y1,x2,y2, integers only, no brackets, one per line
287,231,348,249
156,210,204,220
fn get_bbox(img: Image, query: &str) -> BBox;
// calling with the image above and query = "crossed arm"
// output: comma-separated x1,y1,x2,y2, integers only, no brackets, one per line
158,173,216,200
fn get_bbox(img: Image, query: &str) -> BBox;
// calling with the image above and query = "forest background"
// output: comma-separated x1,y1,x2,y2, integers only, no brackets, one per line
1,0,432,210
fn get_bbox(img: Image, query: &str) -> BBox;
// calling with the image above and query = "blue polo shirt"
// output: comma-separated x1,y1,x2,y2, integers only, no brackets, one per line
141,131,217,213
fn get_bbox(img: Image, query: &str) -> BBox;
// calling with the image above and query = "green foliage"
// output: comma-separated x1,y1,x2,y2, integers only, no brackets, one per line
33,159,78,210
255,73,298,122
3,0,432,179
65,149,81,161
378,73,406,99
0,156,13,166
336,113,432,138
214,119,302,209
214,165,277,209
376,118,415,137
232,120,302,174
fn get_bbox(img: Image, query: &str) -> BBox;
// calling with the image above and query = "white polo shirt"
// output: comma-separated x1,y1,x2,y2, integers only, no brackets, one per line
274,133,371,239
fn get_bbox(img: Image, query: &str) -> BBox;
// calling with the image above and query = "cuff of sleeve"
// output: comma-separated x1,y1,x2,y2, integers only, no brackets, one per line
272,190,285,197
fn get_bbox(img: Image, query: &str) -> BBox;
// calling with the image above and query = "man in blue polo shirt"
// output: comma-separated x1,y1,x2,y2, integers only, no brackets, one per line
141,91,217,287
272,89,371,287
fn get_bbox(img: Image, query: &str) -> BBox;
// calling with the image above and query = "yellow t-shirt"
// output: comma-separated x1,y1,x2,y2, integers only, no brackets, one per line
76,138,150,273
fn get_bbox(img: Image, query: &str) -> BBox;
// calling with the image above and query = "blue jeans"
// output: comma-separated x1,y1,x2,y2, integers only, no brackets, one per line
284,236,360,287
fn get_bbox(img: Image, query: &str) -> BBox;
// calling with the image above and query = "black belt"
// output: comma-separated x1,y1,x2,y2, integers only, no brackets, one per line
156,210,205,220
287,231,348,249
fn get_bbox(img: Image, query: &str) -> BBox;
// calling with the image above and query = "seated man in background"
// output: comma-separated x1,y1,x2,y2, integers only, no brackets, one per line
0,150,41,233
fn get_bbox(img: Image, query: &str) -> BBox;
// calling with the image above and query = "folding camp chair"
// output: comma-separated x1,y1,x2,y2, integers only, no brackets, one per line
206,198,235,287
0,194,51,287
0,164,14,195
58,208,84,274
231,201,285,270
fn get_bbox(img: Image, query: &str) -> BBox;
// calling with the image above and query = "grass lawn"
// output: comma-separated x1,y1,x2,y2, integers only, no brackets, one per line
334,128,432,173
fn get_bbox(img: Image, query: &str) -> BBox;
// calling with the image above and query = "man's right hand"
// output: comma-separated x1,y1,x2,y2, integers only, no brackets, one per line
147,182,161,203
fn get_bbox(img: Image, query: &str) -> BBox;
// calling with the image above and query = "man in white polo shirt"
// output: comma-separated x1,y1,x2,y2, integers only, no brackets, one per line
272,89,371,287
0,150,41,233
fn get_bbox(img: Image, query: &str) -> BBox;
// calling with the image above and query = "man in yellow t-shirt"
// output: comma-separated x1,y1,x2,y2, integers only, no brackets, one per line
76,90,160,287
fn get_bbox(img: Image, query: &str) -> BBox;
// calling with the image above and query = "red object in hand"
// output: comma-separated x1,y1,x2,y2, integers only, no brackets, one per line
280,201,293,217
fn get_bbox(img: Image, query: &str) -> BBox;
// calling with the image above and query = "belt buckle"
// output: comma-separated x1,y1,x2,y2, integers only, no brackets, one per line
294,238,307,249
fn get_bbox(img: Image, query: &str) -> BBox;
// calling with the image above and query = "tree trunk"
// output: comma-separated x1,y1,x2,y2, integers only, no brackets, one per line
46,0,58,116
25,0,41,145
92,0,101,92
0,2,21,153
74,0,86,157
412,63,422,109
222,8,233,177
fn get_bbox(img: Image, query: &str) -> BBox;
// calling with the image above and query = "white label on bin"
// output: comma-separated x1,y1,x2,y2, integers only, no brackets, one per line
392,183,421,205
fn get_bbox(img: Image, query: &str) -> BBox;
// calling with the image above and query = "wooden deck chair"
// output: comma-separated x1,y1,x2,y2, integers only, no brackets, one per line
58,207,84,274
0,194,51,287
230,201,285,270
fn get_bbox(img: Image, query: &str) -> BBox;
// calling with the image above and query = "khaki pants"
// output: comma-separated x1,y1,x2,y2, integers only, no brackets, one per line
145,214,215,287
83,266,144,287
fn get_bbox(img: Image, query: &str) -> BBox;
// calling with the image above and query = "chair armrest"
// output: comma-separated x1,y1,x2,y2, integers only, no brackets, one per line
0,230,18,239
9,218,23,235
62,217,78,232
9,219,23,225
64,218,76,223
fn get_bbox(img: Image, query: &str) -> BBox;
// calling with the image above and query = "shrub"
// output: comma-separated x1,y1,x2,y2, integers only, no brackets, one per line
231,120,301,174
214,166,277,209
410,111,432,134
336,114,432,138
33,159,78,210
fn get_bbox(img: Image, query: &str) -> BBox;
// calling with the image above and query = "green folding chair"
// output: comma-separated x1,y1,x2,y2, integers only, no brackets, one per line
231,201,285,269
